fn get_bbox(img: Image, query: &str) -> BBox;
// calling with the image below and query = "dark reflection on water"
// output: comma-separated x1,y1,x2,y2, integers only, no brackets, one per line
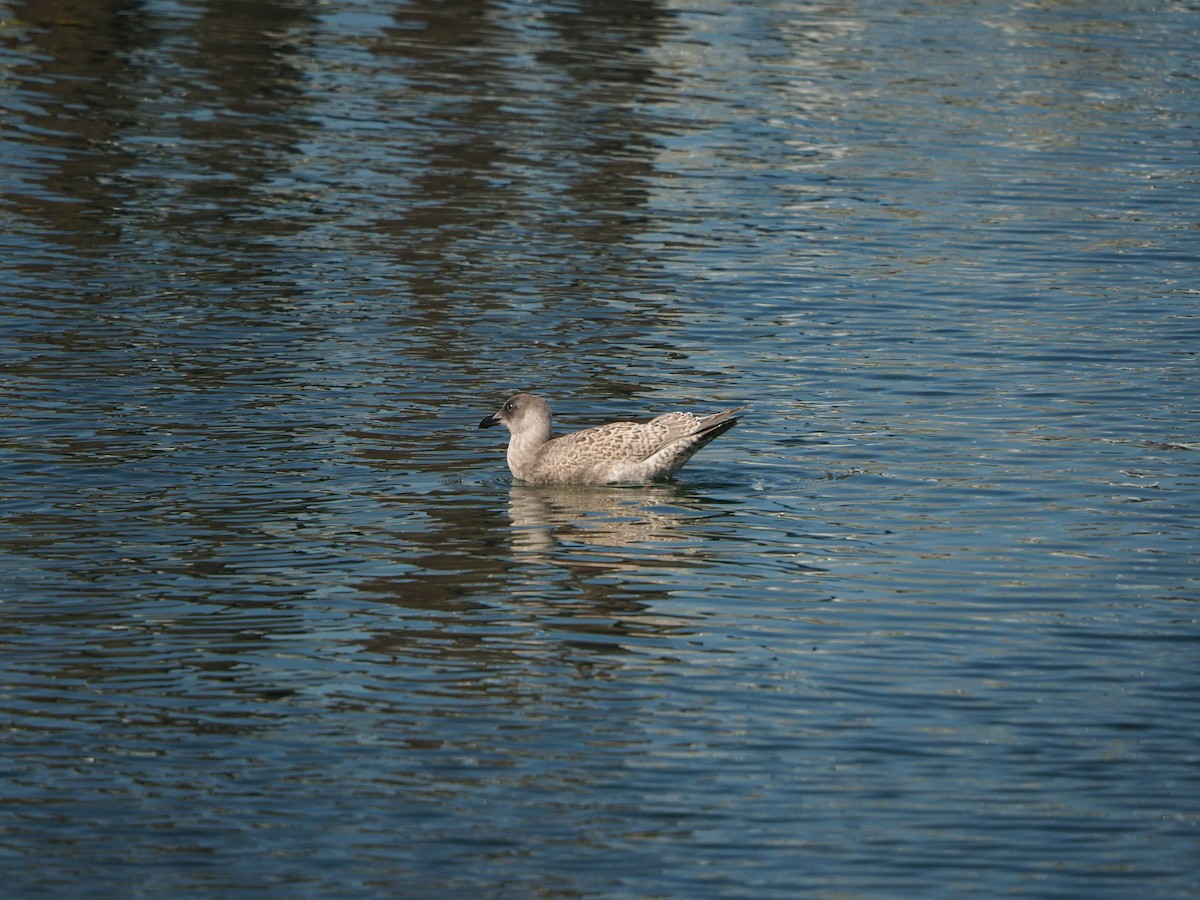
3,0,1199,896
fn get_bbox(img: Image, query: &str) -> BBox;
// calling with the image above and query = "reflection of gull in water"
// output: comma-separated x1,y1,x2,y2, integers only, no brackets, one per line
505,483,725,554
479,393,745,485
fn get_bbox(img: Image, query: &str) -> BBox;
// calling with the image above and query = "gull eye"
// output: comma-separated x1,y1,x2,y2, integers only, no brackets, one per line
505,401,515,412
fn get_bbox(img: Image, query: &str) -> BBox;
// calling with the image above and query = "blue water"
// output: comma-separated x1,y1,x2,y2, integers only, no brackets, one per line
2,0,1198,896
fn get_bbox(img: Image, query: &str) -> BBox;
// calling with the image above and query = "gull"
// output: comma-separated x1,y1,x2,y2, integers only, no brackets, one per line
479,392,745,485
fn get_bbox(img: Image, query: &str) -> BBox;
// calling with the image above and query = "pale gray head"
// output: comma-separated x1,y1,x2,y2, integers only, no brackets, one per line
478,393,553,439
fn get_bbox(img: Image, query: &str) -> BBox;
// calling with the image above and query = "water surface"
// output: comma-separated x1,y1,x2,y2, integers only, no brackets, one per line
2,0,1198,896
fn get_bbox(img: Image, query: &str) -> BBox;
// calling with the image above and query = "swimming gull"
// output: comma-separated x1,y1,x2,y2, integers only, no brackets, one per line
478,392,746,485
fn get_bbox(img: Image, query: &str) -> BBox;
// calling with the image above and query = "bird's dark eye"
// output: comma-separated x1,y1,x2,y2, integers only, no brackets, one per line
505,402,515,412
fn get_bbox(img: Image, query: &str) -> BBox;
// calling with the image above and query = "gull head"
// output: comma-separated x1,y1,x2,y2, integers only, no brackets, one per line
479,392,553,442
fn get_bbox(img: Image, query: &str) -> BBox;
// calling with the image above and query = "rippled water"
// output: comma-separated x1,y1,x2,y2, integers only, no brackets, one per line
2,0,1198,896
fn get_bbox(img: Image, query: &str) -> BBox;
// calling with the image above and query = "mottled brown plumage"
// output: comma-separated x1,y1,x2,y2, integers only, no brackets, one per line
479,393,745,485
